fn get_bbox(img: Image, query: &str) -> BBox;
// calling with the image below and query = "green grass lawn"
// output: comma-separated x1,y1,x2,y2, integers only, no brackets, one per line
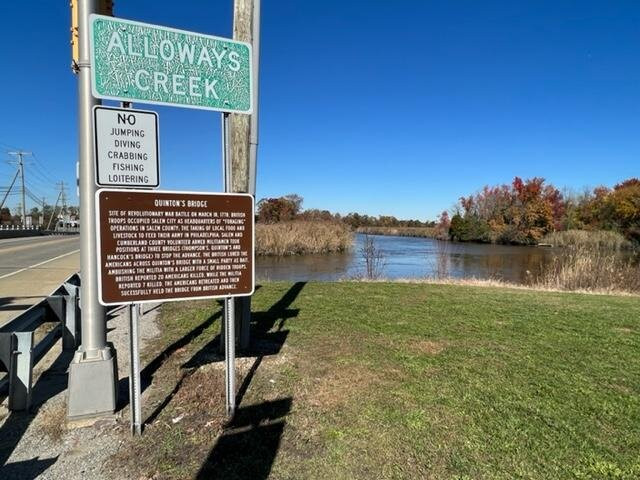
113,282,640,480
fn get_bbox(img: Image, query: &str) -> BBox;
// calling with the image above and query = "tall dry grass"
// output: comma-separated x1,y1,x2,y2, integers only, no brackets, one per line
256,220,353,256
541,229,632,250
534,245,640,294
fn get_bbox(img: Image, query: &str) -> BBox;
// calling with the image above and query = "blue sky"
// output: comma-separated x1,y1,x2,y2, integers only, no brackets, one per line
0,1,638,220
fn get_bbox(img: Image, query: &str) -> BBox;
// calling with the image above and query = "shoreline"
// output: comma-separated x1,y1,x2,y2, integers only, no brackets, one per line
339,276,640,297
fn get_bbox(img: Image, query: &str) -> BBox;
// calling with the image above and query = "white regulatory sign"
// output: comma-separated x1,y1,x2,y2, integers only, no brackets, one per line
93,106,159,188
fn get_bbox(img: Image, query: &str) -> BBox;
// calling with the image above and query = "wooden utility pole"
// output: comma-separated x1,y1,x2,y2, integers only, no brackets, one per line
227,0,260,351
230,0,254,194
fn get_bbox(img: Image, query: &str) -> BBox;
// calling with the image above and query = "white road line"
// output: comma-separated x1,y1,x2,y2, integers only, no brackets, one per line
0,236,78,254
0,249,80,280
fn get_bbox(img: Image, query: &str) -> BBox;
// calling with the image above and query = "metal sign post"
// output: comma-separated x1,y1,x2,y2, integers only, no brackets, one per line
120,100,144,436
224,297,235,417
129,303,142,435
67,0,118,421
222,112,236,417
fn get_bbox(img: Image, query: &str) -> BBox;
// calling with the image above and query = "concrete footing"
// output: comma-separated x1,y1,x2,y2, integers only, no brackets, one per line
67,344,118,419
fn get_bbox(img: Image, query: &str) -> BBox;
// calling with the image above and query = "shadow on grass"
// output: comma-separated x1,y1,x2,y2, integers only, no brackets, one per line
116,308,223,411
183,282,306,370
196,397,292,480
194,284,305,478
140,282,305,432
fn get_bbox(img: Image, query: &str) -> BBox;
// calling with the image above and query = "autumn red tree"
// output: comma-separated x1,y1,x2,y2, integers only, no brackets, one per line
256,196,301,223
449,177,563,244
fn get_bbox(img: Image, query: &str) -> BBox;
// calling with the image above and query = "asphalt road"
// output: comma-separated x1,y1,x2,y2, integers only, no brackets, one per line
0,235,80,325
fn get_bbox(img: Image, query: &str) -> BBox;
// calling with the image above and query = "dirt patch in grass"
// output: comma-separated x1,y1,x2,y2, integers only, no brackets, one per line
305,362,380,410
407,339,447,355
614,326,634,334
607,382,633,395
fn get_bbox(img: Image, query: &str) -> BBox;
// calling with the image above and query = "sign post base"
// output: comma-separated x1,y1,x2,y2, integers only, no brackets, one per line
67,345,118,419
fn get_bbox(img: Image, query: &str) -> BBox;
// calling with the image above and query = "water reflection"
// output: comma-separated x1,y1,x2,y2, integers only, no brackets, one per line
256,234,556,284
256,250,355,282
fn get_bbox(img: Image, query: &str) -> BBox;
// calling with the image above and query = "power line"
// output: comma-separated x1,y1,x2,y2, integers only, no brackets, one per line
0,140,21,152
24,178,47,196
27,166,54,186
0,161,15,177
31,153,58,184
25,179,50,196
25,186,44,202
2,145,59,187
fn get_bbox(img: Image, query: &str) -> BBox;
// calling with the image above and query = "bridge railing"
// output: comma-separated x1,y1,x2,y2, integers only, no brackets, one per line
0,273,80,411
0,225,40,230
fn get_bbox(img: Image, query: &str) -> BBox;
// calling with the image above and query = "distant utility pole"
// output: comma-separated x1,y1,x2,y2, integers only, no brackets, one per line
47,182,65,231
59,181,68,218
0,169,20,211
228,0,261,350
7,150,32,225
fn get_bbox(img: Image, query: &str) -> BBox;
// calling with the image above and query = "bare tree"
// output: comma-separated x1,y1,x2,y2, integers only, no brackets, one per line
361,234,386,279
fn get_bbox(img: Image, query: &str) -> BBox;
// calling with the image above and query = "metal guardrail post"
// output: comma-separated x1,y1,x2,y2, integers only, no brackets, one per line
8,332,34,411
43,293,65,319
63,283,80,350
0,273,82,411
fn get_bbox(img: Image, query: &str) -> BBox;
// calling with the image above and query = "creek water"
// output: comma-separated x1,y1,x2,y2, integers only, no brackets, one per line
256,233,556,284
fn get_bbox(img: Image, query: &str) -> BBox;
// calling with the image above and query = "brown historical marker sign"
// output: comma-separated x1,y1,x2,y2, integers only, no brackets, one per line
96,189,254,305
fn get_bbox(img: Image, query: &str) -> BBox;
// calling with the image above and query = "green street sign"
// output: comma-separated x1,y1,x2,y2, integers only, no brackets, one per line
90,15,253,114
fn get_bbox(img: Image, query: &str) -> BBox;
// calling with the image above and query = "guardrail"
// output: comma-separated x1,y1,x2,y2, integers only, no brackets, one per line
0,226,43,240
0,274,80,411
52,227,80,234
0,225,40,230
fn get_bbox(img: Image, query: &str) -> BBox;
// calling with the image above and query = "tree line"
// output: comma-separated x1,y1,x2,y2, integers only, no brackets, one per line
446,177,640,245
256,177,640,247
256,194,434,229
